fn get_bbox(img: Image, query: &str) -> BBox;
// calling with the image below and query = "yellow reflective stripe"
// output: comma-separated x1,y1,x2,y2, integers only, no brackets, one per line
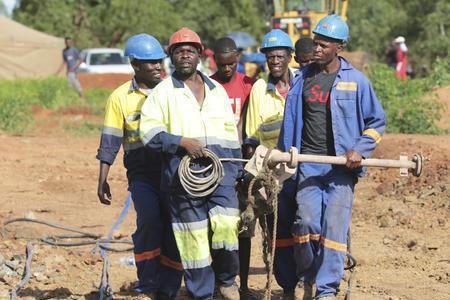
336,81,357,91
102,126,123,137
310,234,321,241
293,233,321,244
362,128,382,144
210,214,240,250
173,226,210,263
321,237,347,252
126,135,141,143
293,234,310,243
123,141,143,152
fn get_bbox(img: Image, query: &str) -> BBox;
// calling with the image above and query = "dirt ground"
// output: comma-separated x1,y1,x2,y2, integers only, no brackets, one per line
0,110,449,300
78,73,133,90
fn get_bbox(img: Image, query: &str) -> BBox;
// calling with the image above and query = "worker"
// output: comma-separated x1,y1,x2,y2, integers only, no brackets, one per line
244,29,298,299
210,37,256,300
139,28,242,300
96,34,182,300
394,36,408,80
58,37,84,98
294,37,314,68
278,15,386,299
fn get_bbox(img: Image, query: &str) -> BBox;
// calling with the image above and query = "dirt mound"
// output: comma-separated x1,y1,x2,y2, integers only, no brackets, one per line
368,134,449,198
78,73,133,89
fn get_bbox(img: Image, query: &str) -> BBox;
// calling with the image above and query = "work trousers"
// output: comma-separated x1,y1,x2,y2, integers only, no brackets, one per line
268,163,356,297
129,181,182,298
169,185,240,300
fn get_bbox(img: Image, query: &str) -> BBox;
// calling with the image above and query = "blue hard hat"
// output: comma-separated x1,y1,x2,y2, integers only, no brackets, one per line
124,34,166,60
260,29,294,52
312,14,349,42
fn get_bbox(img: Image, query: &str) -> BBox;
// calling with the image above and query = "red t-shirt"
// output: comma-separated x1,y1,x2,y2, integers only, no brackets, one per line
211,72,255,144
210,72,255,123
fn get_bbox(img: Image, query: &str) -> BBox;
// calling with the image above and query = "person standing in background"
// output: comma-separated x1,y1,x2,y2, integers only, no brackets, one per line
211,37,256,300
394,36,408,80
59,37,84,98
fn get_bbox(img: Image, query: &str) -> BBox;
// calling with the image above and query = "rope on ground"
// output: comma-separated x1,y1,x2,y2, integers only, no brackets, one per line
97,194,133,300
2,218,133,252
10,242,33,300
97,192,133,257
344,229,357,300
242,149,280,299
98,255,114,300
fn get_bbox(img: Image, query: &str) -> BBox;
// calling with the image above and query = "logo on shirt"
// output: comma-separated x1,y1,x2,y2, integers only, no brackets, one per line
307,84,330,108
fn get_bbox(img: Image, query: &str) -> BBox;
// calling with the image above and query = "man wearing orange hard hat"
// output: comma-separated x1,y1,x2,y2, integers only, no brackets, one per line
140,27,242,300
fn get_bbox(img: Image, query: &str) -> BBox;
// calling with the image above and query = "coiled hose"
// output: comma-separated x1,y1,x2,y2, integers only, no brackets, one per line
178,149,248,197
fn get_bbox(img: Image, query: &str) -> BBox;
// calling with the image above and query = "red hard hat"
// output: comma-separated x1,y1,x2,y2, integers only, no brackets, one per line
168,27,204,54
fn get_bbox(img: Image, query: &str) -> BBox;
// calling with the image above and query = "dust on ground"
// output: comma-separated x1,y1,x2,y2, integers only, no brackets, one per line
0,122,449,299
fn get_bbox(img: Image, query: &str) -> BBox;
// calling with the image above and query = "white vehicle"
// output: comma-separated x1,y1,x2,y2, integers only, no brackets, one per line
78,48,134,74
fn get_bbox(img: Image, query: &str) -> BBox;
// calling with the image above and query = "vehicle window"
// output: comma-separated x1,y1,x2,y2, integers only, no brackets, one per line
90,53,128,65
286,0,325,12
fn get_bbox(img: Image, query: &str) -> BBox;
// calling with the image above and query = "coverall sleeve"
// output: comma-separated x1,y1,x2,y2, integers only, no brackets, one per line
353,79,386,158
244,84,262,147
96,93,124,165
139,91,182,154
277,75,302,152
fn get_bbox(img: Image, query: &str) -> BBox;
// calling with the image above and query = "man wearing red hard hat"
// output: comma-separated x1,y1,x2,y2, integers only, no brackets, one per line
140,28,242,300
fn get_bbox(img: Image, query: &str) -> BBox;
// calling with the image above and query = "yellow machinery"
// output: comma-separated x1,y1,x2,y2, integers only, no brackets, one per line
272,0,348,43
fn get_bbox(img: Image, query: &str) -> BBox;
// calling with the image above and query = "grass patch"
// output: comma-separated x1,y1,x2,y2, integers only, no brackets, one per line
63,120,102,136
0,77,110,134
368,61,447,134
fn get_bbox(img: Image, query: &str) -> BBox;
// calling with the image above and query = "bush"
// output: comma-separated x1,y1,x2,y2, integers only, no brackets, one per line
84,88,111,115
0,95,32,133
367,63,445,134
0,77,111,134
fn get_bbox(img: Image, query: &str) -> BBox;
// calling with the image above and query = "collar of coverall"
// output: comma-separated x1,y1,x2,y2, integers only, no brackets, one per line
128,78,140,92
128,77,153,96
171,71,216,90
266,70,295,93
301,56,353,79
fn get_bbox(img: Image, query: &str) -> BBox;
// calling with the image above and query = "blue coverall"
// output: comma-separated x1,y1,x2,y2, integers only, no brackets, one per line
275,57,386,297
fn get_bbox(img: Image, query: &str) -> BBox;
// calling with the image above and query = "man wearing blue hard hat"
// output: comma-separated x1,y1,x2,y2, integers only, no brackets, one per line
96,33,182,300
243,28,299,299
245,29,294,154
277,15,386,299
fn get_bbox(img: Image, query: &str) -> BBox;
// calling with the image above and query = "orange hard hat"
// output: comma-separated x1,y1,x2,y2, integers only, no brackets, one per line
168,27,204,54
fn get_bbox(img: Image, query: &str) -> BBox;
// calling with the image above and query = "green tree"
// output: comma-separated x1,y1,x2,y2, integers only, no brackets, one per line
346,0,407,58
169,0,267,47
347,0,450,73
13,0,182,48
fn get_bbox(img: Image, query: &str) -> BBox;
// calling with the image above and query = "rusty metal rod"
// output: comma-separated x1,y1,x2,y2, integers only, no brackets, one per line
269,153,416,168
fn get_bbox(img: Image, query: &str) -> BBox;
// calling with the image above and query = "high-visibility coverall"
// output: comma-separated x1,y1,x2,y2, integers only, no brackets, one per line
278,57,386,297
96,79,182,297
139,73,242,300
244,73,293,149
